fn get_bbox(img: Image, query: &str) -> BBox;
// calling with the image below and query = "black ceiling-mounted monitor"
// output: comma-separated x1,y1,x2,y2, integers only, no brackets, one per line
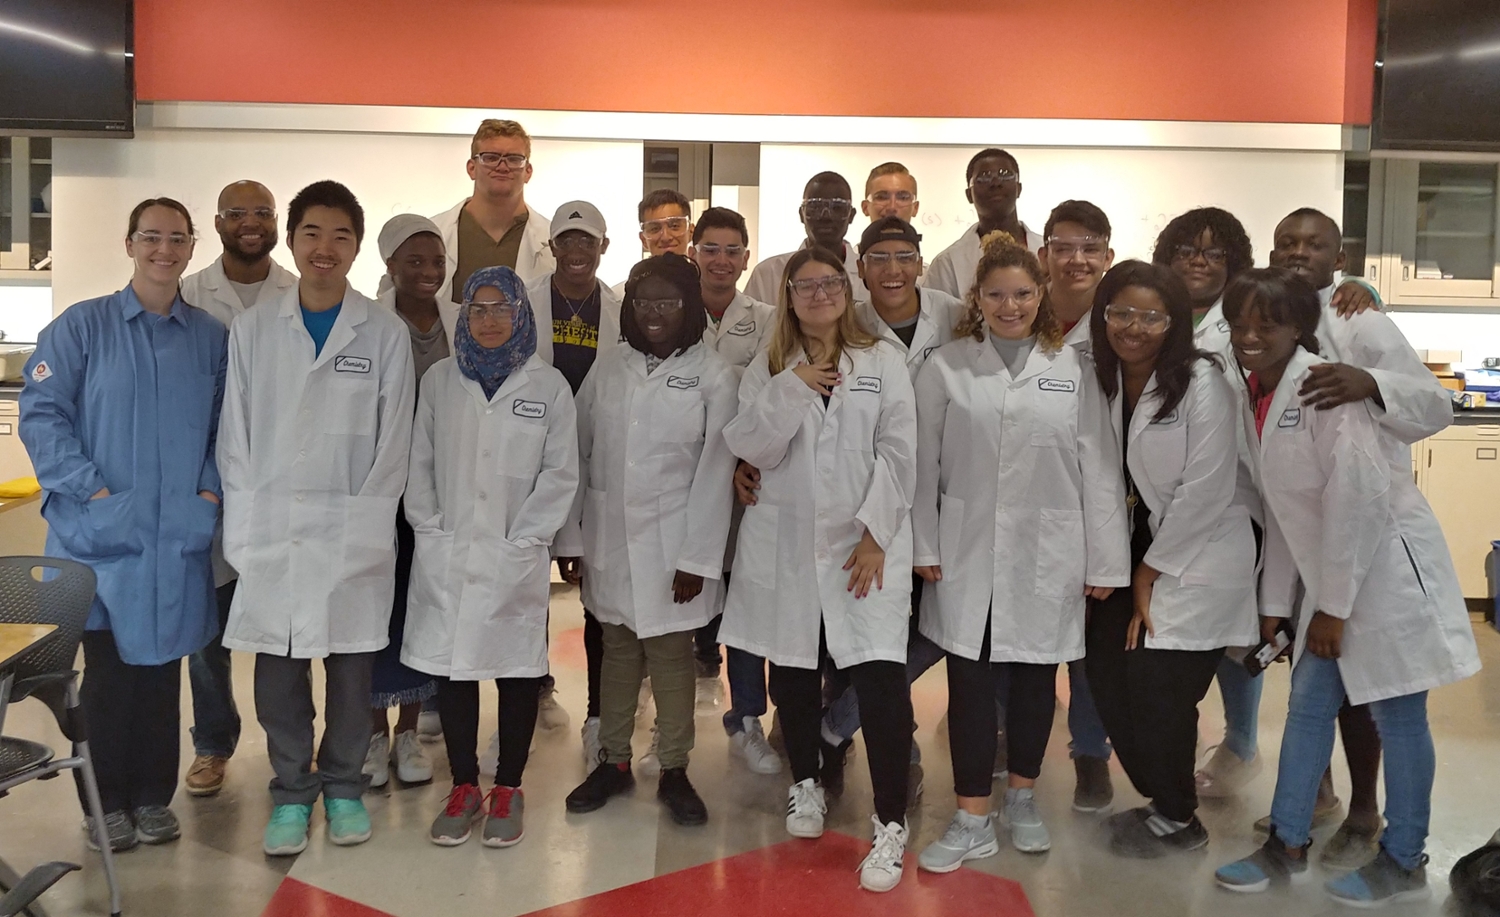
0,0,134,137
1375,0,1500,151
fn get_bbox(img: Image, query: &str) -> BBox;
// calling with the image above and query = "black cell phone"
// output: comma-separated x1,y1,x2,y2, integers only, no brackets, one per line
1243,622,1294,677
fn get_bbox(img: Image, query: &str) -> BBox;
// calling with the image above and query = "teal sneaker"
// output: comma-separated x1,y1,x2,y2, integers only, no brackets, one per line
263,804,313,856
1324,848,1430,907
325,797,372,846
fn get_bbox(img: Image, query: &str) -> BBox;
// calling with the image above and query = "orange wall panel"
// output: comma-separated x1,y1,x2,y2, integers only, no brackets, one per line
134,0,1375,125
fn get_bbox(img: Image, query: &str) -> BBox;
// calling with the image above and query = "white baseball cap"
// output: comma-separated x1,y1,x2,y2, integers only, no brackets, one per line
549,201,607,240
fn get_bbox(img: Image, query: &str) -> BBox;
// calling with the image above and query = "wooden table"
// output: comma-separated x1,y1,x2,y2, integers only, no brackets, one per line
0,623,55,671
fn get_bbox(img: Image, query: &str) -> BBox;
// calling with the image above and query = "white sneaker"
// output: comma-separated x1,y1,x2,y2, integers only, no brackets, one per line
363,732,390,788
416,709,443,742
390,729,433,783
581,716,603,769
637,726,662,777
479,731,500,777
859,817,908,893
786,778,826,838
537,685,570,731
694,676,723,714
1002,787,1051,853
729,716,783,775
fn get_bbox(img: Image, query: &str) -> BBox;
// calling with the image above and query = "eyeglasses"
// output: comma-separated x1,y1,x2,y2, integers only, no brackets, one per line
979,286,1039,306
1171,244,1228,266
218,207,276,222
473,152,529,170
633,298,685,316
693,243,745,259
1045,236,1110,261
788,275,848,298
969,170,1019,188
641,217,690,238
866,191,916,205
553,234,601,252
1103,304,1172,332
131,231,193,248
861,250,921,267
801,198,852,219
464,300,518,323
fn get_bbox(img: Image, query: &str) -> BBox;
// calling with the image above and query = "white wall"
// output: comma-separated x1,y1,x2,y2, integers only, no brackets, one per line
0,284,52,342
50,130,644,312
757,143,1343,270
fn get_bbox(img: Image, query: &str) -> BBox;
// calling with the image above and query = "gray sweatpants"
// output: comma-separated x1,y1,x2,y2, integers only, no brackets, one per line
254,652,376,806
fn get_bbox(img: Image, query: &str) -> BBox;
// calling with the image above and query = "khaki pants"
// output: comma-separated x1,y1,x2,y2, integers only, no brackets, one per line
598,622,695,770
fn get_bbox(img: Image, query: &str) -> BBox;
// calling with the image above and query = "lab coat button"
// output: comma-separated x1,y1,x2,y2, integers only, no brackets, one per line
478,492,488,501
292,538,301,546
296,495,304,503
298,450,307,458
482,450,491,458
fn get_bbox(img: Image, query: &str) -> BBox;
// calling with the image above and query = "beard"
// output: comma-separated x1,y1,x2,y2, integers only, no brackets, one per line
221,227,277,264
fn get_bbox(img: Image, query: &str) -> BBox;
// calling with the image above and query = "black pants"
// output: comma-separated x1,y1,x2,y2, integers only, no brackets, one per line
584,609,603,718
947,620,1057,794
437,676,542,788
75,631,182,813
694,614,723,672
768,636,911,825
1085,587,1223,822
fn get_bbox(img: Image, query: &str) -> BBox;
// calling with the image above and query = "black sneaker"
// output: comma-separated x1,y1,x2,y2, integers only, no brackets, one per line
1110,811,1208,858
565,762,635,814
1072,755,1113,813
1102,805,1153,839
1215,828,1311,892
1324,847,1430,906
132,805,181,845
657,768,708,826
819,738,850,802
83,810,138,852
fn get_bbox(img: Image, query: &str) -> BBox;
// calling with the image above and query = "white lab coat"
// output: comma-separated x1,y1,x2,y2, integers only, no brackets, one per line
1248,347,1478,704
912,333,1128,664
921,224,1044,300
704,292,776,369
524,273,624,368
720,342,917,669
400,356,578,680
855,288,966,382
743,241,868,306
218,285,415,657
1108,362,1258,651
428,199,556,344
180,255,300,587
556,344,739,638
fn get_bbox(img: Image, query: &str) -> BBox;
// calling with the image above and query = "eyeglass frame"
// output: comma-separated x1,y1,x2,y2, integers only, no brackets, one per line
472,152,529,171
692,242,746,259
787,275,849,298
217,207,277,222
978,285,1041,306
861,250,922,267
969,170,1019,189
866,190,916,205
463,299,519,323
641,217,691,238
1102,303,1172,331
1170,244,1228,266
1044,235,1111,260
552,233,602,252
130,230,194,249
800,198,853,219
632,298,686,316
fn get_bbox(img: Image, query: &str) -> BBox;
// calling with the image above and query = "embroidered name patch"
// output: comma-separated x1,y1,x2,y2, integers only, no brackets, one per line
513,399,546,419
922,346,935,360
1278,407,1301,428
1216,319,1229,333
727,319,755,337
851,375,881,393
30,361,52,383
667,375,700,390
1038,377,1076,393
334,356,371,374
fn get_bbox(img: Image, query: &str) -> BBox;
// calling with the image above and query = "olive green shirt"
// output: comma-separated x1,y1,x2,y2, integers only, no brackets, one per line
451,206,530,303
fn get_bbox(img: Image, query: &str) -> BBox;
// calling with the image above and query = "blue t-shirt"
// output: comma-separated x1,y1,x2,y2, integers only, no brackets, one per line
301,302,343,357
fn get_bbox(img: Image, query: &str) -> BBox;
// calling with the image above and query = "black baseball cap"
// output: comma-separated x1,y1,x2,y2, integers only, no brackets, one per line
859,216,922,255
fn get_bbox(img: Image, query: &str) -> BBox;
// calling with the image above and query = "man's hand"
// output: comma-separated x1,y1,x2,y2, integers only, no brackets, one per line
672,570,705,604
90,487,111,500
1306,611,1344,659
734,461,761,507
198,490,220,505
914,565,942,583
1331,281,1379,318
556,557,582,585
1300,363,1380,411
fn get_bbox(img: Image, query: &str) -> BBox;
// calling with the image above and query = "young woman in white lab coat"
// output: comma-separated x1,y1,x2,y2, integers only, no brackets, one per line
1082,260,1258,858
401,266,579,848
911,233,1128,872
1212,269,1480,907
557,253,739,828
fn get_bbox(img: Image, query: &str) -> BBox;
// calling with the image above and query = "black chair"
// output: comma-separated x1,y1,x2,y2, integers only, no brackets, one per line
0,557,121,917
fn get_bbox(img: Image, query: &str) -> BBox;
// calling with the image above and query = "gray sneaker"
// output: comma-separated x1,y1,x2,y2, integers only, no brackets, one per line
132,805,180,845
481,786,524,848
1002,787,1051,853
83,810,138,852
430,784,484,846
918,810,999,873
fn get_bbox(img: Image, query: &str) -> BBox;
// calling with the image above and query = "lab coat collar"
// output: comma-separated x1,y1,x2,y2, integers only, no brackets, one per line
275,282,369,371
856,288,943,357
1261,347,1324,448
973,328,1053,385
1063,313,1092,350
620,341,697,380
458,352,541,407
1119,369,1164,448
201,254,297,296
120,283,191,326
708,292,755,343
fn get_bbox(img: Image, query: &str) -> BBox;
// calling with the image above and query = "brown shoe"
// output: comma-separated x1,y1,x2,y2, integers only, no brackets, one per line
185,755,228,796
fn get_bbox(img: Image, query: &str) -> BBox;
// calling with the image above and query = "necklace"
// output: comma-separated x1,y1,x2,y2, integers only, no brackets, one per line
555,282,597,321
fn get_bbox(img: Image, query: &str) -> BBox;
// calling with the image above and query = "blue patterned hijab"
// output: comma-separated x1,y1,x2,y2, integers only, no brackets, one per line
456,265,537,399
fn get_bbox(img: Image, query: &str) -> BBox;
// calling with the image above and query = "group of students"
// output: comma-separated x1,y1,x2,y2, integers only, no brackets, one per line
16,117,1482,907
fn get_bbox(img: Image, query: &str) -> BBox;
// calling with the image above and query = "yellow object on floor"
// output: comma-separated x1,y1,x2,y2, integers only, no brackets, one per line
0,476,40,499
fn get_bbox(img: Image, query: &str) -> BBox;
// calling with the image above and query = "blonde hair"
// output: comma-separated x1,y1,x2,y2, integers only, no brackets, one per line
865,162,917,196
767,247,880,375
471,119,532,157
954,231,1063,350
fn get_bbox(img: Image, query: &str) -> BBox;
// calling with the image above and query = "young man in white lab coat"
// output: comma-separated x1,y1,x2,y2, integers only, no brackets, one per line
178,179,296,798
923,149,1043,299
743,171,868,304
607,190,695,301
218,180,416,856
861,162,920,223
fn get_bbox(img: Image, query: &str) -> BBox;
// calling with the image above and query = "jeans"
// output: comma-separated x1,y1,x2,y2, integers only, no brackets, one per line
1216,653,1264,761
722,646,768,734
1269,652,1433,870
1066,659,1111,761
694,614,723,672
187,581,241,758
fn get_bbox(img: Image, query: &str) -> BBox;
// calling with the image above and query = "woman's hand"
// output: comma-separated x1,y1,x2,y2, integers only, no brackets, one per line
1306,611,1345,659
1126,564,1161,650
914,565,942,583
1261,615,1289,646
734,461,761,507
90,487,111,500
556,557,583,586
792,361,841,397
198,490,220,505
672,570,705,604
1084,585,1114,601
844,530,885,599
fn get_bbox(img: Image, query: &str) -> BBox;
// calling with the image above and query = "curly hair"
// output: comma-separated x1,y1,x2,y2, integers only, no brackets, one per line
954,231,1063,351
1150,207,1254,286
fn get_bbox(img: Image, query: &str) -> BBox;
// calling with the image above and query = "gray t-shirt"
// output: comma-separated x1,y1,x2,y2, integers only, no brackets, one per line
990,333,1035,377
227,278,266,310
400,312,450,383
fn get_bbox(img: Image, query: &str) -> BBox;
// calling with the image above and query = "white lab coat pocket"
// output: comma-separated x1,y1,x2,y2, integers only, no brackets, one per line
497,421,546,478
493,538,547,620
342,494,398,583
1139,423,1188,491
1034,507,1085,598
408,527,456,625
937,493,965,567
325,376,378,435
839,397,878,452
653,391,706,444
1265,433,1321,492
734,503,779,589
1180,505,1256,587
583,488,609,568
